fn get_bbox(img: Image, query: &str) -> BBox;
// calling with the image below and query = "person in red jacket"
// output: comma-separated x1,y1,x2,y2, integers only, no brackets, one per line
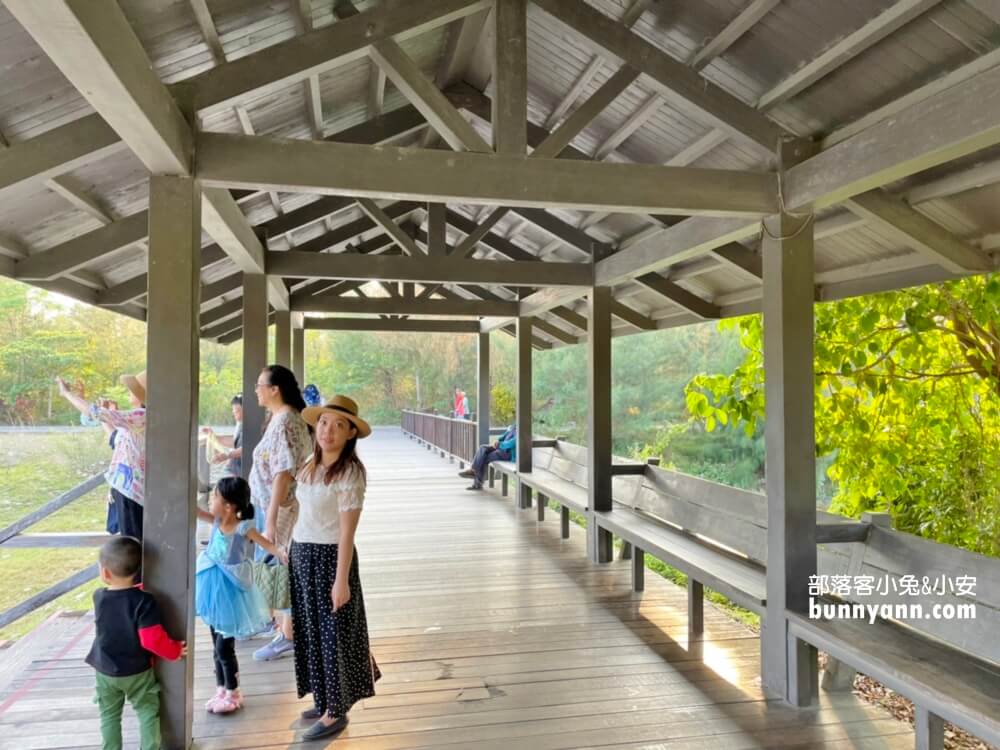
453,386,466,419
86,536,186,750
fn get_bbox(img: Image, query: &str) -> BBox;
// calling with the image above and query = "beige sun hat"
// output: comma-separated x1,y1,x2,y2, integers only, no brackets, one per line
119,371,147,405
302,394,371,438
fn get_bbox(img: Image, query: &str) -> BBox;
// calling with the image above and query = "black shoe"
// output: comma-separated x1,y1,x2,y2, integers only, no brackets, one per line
301,706,322,720
303,715,349,740
458,469,475,478
465,483,483,491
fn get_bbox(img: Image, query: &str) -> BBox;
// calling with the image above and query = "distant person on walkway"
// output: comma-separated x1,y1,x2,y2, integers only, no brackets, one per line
453,386,465,419
57,372,147,541
195,477,286,714
86,536,186,750
459,424,516,491
303,384,322,408
461,390,471,420
249,365,312,662
202,394,244,477
292,395,380,741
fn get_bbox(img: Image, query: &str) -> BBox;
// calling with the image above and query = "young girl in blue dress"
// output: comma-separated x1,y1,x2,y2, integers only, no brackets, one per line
196,476,286,714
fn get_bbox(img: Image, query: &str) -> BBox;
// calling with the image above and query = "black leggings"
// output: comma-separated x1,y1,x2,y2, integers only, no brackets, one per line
111,488,144,541
210,627,238,690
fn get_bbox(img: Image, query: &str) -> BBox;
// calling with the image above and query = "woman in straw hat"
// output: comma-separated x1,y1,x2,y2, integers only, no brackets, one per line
56,371,148,541
291,395,379,741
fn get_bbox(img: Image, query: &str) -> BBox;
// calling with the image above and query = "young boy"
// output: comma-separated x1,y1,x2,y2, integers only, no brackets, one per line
86,536,186,750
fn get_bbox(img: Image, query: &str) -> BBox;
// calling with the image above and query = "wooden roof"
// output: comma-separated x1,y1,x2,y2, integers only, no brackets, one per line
1,0,998,347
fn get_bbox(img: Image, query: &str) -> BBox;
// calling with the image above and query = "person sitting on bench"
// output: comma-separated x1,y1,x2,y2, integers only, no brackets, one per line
459,425,516,491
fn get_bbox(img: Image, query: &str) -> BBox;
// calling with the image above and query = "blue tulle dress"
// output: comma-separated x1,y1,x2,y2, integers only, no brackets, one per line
195,519,271,639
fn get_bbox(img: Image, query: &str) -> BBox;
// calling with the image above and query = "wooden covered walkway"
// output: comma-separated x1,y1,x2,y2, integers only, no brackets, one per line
0,428,911,749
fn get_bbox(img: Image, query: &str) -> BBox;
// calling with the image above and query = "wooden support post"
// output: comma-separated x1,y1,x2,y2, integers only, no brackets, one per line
586,287,614,563
821,656,857,692
477,332,490,449
274,309,291,368
241,273,268,480
560,506,570,539
488,466,495,488
688,579,704,640
620,541,632,560
493,0,527,155
761,199,819,706
632,547,645,592
144,175,201,749
536,492,546,521
915,706,945,750
501,472,509,497
516,316,533,509
291,312,305,383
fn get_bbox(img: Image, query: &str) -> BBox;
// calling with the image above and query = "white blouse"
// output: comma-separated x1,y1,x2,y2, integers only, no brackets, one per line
292,463,366,545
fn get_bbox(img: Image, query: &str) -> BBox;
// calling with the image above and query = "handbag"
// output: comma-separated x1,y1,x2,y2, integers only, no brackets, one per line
252,557,291,611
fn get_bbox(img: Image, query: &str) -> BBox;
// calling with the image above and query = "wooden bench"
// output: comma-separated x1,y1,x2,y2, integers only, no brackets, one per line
787,517,1000,749
595,464,770,639
491,442,588,537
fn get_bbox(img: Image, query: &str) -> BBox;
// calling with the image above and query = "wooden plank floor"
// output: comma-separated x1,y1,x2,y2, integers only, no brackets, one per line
0,427,914,749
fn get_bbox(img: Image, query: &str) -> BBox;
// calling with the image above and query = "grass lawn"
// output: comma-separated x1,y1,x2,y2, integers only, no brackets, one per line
0,430,110,641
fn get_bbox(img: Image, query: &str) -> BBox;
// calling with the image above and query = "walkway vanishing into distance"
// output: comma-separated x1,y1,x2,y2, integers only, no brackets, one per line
0,428,911,749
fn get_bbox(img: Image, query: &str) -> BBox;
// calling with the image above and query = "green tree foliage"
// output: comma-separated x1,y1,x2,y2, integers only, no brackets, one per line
686,275,1000,556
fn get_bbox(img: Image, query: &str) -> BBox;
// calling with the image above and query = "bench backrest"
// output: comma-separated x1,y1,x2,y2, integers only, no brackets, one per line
818,524,1000,666
611,462,769,566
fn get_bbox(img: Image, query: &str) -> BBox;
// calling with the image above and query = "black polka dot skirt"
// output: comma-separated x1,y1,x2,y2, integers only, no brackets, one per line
290,541,381,717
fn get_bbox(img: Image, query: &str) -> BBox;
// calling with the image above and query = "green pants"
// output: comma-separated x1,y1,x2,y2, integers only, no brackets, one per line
94,668,161,750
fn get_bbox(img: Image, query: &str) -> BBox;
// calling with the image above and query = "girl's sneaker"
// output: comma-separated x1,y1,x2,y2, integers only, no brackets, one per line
205,687,226,713
213,689,242,714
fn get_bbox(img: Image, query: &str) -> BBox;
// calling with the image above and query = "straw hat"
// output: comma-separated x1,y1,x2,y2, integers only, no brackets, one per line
302,394,371,438
119,371,147,405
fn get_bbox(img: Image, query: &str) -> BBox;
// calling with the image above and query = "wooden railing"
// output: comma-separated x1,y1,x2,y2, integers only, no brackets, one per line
0,435,216,630
401,409,489,464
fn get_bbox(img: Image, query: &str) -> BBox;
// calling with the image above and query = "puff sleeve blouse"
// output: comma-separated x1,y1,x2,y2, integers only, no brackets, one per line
292,463,366,545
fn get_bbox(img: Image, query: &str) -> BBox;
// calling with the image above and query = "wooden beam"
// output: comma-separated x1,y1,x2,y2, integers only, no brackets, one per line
5,0,192,174
368,40,492,153
666,129,731,166
307,76,324,139
843,190,990,273
427,203,447,256
785,63,1000,211
102,245,228,308
518,285,590,318
367,67,387,120
234,106,283,216
593,93,661,160
435,9,491,88
596,215,760,286
293,295,518,316
534,65,641,159
610,300,656,331
510,207,607,256
15,212,147,281
357,198,423,256
532,317,579,345
267,250,592,287
532,0,782,152
636,273,721,319
544,57,604,130
201,273,243,306
446,211,535,260
144,174,201,750
194,0,490,113
293,202,419,255
188,0,226,64
0,0,480,198
451,209,510,258
45,175,114,225
708,243,763,283
757,0,942,110
305,317,481,333
493,0,528,155
200,298,243,329
689,0,780,70
200,188,290,310
295,0,314,31
198,133,779,216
